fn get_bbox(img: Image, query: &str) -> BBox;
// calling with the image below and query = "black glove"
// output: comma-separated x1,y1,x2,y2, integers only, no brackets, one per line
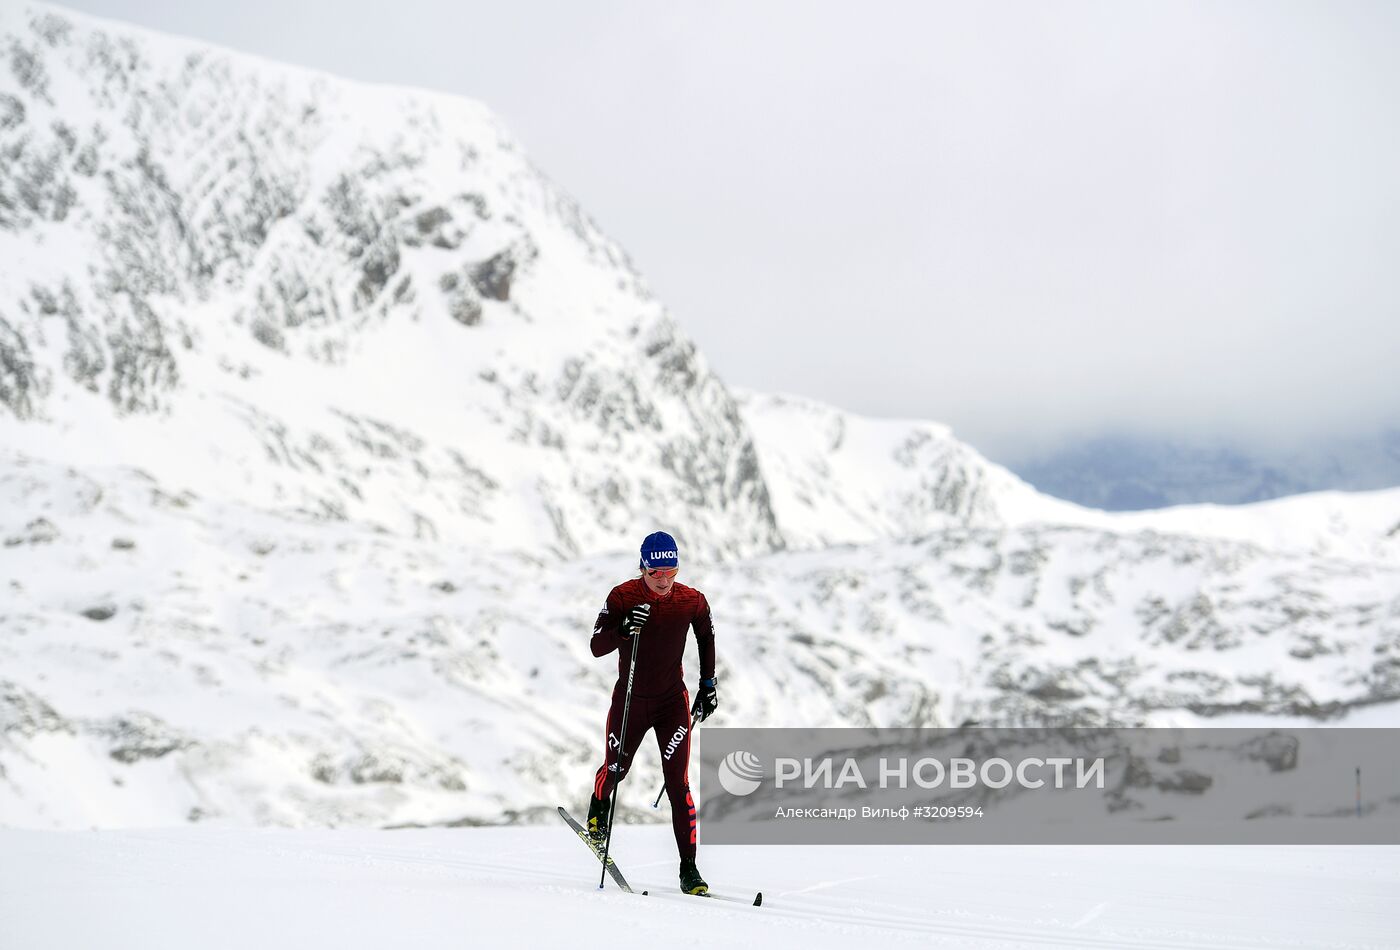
692,678,718,722
619,603,651,639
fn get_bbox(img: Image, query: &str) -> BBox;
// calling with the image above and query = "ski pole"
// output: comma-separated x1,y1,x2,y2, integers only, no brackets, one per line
599,615,643,889
651,711,701,808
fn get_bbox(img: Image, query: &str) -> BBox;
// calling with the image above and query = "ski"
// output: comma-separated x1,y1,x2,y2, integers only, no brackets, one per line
697,890,763,906
647,887,763,906
557,805,634,893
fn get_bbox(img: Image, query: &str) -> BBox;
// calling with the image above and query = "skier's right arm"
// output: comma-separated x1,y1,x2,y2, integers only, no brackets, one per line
590,590,627,657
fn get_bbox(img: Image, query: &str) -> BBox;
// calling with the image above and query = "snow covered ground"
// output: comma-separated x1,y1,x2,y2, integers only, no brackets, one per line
1,827,1396,949
5,451,1399,831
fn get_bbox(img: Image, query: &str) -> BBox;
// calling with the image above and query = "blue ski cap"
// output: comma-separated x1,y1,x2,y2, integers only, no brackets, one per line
639,531,680,569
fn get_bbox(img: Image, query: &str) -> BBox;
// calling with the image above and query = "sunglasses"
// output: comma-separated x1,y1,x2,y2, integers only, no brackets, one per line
645,567,679,579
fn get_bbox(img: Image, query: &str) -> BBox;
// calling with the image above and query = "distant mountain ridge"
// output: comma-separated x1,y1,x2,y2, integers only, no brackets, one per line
1010,430,1400,510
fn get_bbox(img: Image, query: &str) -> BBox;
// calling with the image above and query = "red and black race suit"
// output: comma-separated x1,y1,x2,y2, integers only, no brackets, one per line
590,578,714,859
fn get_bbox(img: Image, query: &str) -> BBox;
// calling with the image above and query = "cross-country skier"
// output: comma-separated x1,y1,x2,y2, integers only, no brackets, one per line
585,530,719,895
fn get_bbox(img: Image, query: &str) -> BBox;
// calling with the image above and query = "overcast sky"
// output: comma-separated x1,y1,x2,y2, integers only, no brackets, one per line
56,0,1400,459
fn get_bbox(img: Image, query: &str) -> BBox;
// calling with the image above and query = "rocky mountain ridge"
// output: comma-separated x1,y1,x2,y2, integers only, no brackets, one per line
0,1,785,561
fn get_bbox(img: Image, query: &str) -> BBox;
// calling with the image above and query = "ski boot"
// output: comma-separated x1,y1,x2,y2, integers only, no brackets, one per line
586,794,609,847
679,857,709,895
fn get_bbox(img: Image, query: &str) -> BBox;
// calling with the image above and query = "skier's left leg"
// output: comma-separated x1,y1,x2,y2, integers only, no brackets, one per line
655,689,706,893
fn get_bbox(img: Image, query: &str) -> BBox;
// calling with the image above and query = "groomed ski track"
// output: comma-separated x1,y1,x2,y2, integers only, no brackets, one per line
1,827,1395,948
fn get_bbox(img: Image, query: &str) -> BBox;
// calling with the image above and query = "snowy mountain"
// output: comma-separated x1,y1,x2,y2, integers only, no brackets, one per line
735,390,1081,547
0,1,782,562
2,3,1400,832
